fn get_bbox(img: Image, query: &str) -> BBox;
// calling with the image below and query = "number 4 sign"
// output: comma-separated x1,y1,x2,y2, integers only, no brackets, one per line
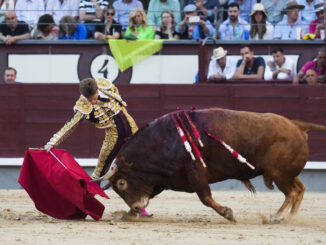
90,54,119,82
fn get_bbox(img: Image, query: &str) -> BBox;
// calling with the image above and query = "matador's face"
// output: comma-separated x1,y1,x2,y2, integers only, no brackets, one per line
87,91,99,105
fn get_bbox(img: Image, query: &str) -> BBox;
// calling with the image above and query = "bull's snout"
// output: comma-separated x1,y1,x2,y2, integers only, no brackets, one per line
131,203,142,213
131,197,149,213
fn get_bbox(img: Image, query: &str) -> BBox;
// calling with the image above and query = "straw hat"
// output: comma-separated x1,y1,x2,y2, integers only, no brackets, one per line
281,1,305,14
249,3,268,17
211,47,227,60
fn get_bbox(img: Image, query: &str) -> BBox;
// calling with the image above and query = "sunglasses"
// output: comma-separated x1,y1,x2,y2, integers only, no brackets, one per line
107,12,114,16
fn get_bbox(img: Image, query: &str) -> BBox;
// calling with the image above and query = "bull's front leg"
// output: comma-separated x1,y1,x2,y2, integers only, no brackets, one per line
186,163,236,223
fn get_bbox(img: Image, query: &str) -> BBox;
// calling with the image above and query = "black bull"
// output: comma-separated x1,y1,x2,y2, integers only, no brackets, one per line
96,108,326,222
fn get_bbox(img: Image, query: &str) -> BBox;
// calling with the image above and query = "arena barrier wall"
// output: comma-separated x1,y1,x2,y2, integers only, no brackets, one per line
1,83,326,160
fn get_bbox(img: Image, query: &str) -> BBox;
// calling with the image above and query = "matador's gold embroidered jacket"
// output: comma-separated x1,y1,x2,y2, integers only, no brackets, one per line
47,78,138,177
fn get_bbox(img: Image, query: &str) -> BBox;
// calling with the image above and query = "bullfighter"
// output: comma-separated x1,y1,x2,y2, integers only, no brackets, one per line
44,77,152,217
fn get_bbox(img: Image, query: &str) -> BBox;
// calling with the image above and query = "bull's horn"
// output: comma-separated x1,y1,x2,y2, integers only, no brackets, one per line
91,159,118,182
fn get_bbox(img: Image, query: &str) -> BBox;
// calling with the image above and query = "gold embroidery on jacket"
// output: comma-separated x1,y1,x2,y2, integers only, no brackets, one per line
74,95,92,115
47,111,84,146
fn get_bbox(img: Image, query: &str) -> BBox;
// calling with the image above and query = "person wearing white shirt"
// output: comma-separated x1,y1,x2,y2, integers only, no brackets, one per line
46,0,80,25
207,47,237,82
15,0,45,27
264,47,297,80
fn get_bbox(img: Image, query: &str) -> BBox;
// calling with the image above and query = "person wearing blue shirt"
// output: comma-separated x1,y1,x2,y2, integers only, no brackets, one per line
219,2,249,40
233,44,265,80
176,4,215,40
58,16,87,40
273,1,307,40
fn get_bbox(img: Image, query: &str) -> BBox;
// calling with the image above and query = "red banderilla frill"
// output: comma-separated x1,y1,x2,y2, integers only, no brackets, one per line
176,112,206,168
204,129,255,170
171,113,195,161
184,110,204,147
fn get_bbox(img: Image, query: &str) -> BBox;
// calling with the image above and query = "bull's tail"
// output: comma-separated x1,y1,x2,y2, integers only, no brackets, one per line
291,120,326,132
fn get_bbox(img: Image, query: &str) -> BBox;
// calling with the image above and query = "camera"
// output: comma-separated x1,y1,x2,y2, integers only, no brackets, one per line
189,16,200,23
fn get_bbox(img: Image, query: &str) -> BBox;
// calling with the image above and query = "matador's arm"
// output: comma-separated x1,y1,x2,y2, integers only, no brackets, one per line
46,111,85,147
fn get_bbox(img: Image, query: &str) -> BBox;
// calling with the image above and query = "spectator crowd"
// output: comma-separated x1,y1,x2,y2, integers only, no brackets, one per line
0,0,324,42
207,45,325,85
0,0,325,85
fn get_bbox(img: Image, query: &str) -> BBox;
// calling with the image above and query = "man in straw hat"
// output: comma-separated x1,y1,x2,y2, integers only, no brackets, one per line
273,1,306,39
207,46,237,82
309,2,325,39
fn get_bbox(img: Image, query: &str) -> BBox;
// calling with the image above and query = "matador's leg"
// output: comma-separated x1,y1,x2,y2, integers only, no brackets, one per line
92,126,118,179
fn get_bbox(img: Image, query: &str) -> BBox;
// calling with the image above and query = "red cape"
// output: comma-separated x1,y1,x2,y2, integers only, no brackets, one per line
18,149,109,221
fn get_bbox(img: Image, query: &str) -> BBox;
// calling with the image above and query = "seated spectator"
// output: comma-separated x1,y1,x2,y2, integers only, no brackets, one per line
46,0,80,25
79,0,108,39
186,0,219,24
248,3,273,40
0,10,31,45
298,0,320,24
94,5,122,40
293,48,325,84
15,0,45,28
3,67,18,84
32,14,58,40
264,48,296,80
147,0,181,27
124,7,155,39
228,0,256,23
261,0,290,26
0,0,14,23
219,2,248,40
309,3,324,39
233,44,265,80
58,15,87,40
155,10,180,39
207,46,237,82
176,4,215,40
304,69,319,85
273,1,307,40
113,0,144,30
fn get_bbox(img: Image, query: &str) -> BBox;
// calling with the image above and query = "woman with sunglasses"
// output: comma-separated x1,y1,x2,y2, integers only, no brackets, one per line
94,6,122,40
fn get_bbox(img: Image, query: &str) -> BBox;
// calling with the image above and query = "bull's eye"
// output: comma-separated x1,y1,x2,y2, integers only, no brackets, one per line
116,179,128,191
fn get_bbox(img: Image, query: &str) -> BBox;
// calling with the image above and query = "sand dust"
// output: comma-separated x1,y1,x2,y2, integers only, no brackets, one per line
0,190,326,245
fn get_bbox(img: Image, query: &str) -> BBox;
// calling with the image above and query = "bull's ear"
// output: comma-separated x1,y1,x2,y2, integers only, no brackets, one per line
118,156,134,171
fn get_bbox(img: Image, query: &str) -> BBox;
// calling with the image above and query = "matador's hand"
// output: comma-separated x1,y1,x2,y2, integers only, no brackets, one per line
44,144,53,152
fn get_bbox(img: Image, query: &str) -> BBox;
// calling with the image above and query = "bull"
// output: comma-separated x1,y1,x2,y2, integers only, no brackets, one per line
95,108,326,223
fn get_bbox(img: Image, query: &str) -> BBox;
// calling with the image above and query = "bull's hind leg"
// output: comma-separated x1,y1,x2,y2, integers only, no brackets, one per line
272,177,298,222
289,177,306,217
186,165,236,222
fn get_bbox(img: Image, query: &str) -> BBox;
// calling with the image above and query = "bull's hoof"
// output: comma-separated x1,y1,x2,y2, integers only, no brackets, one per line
224,207,236,223
127,209,139,217
269,217,282,224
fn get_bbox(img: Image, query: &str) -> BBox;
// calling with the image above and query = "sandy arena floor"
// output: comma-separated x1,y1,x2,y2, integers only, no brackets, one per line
0,189,325,245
